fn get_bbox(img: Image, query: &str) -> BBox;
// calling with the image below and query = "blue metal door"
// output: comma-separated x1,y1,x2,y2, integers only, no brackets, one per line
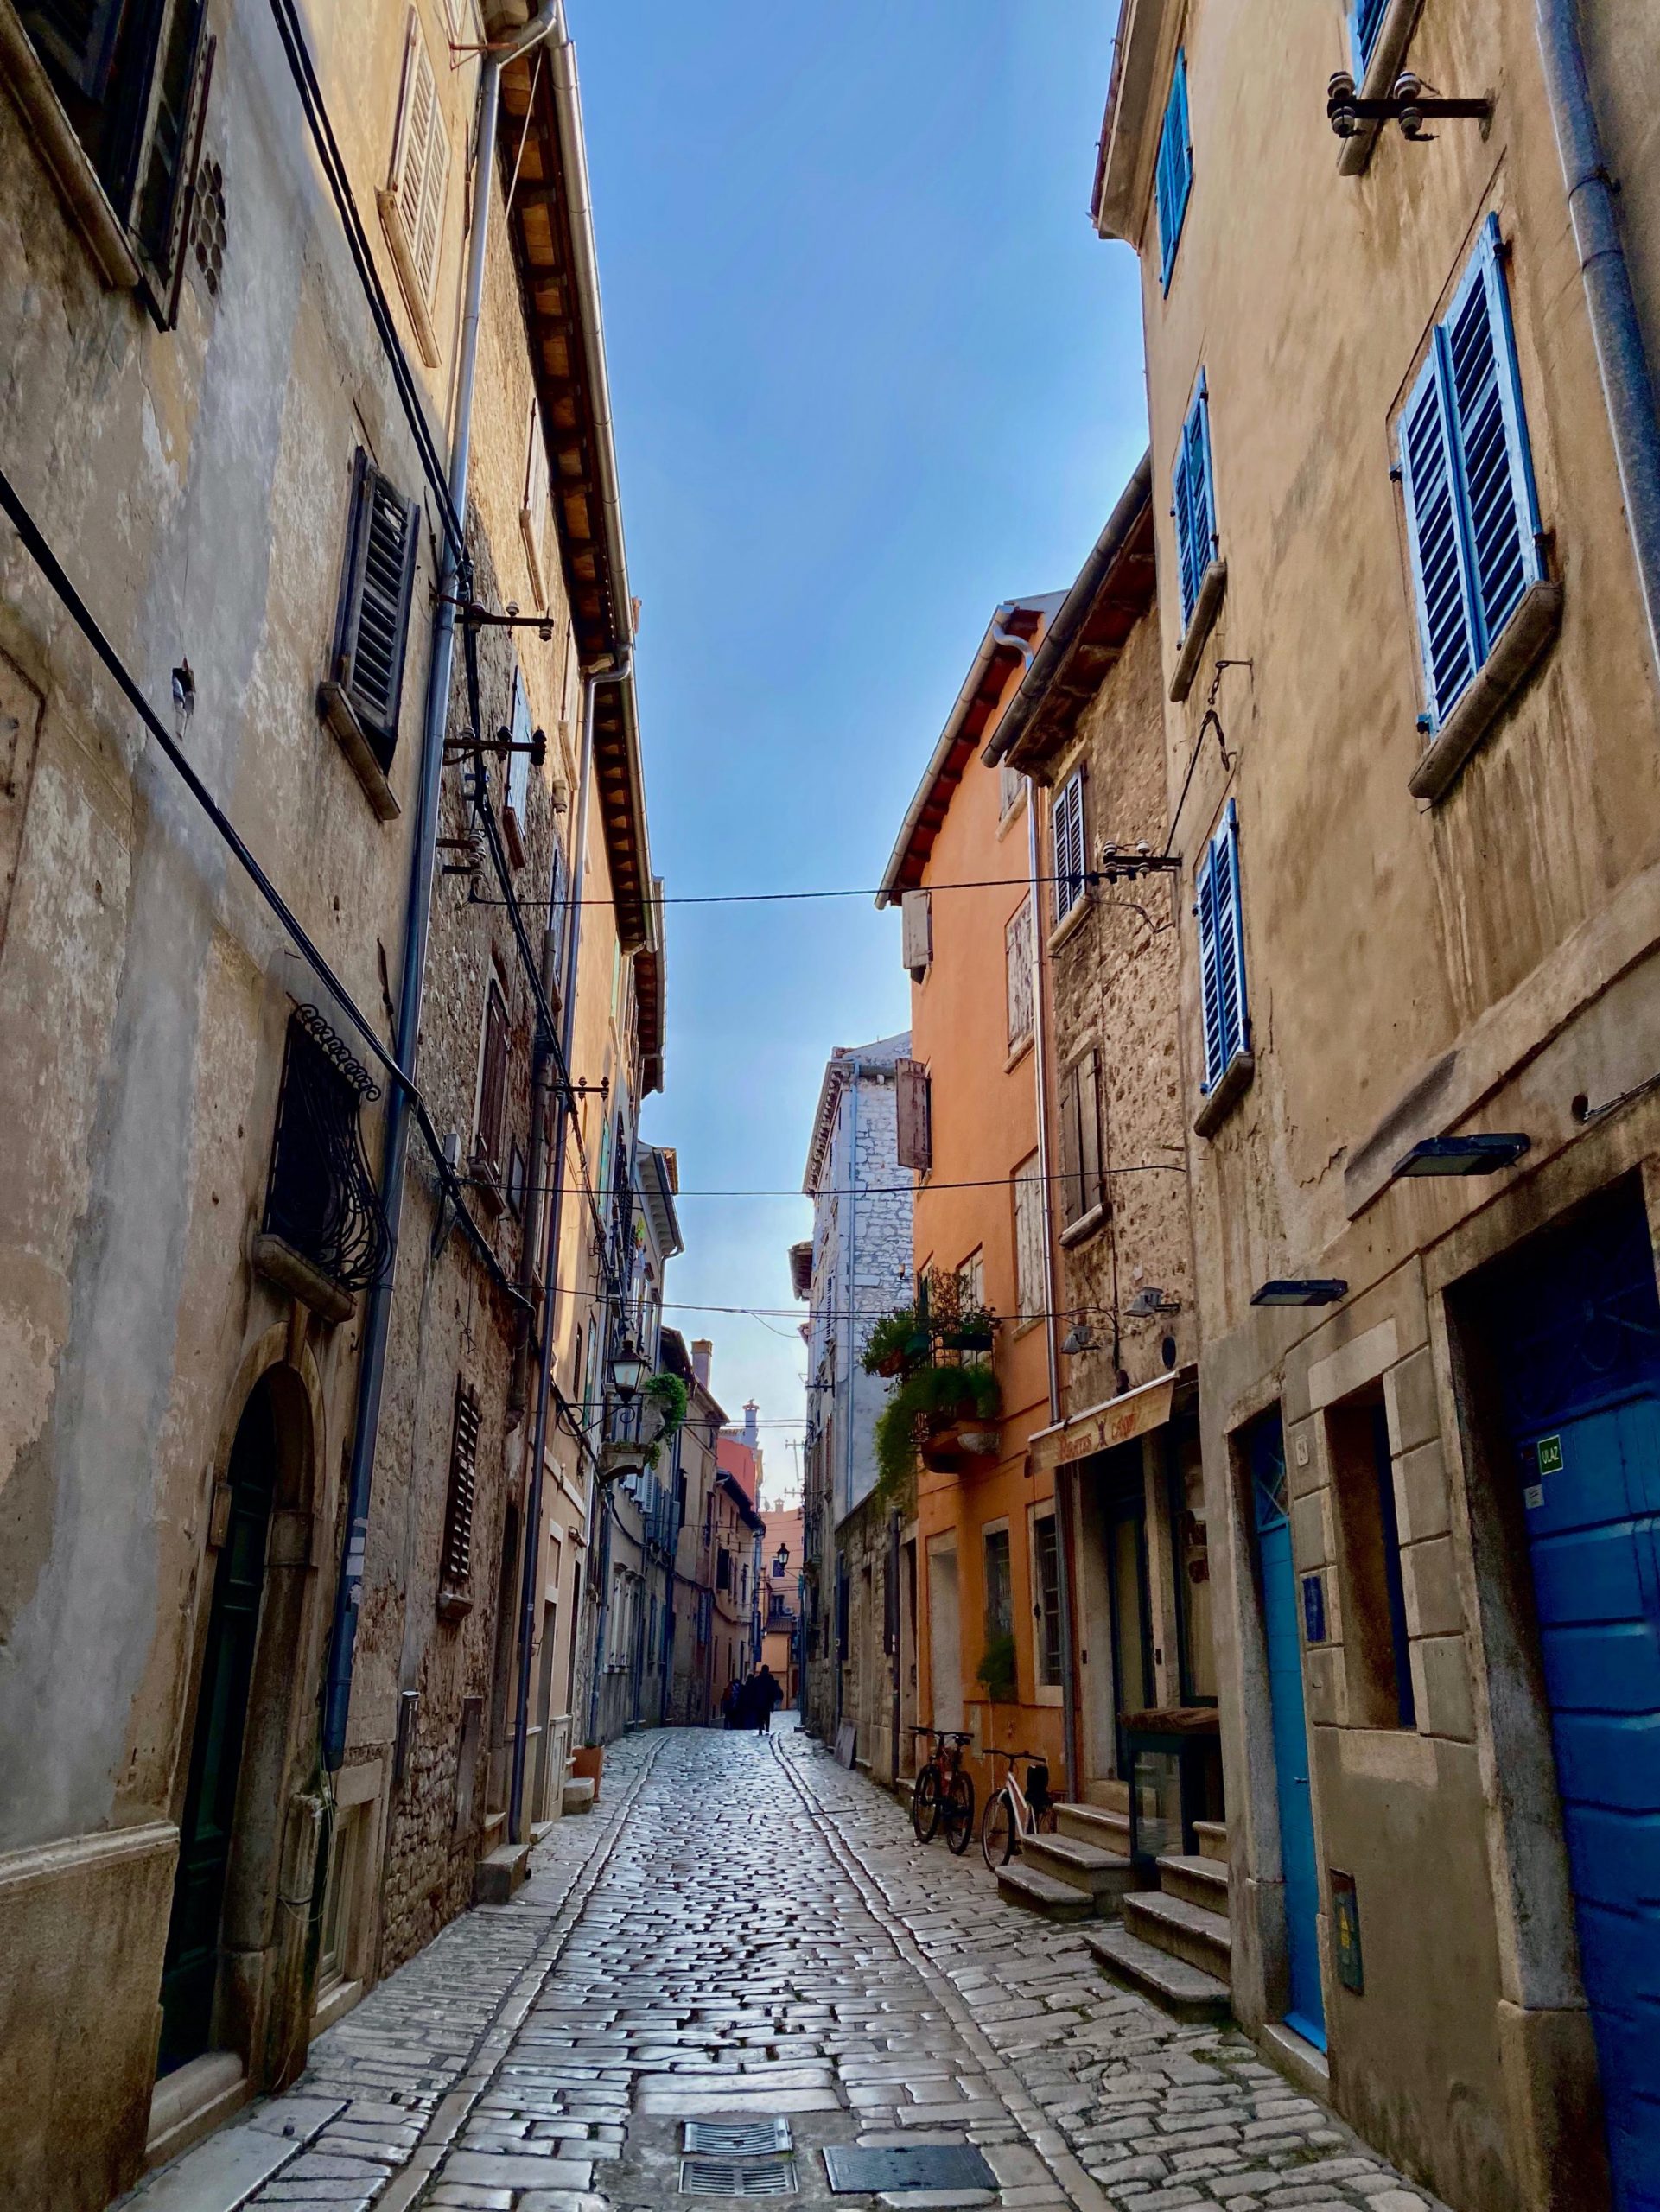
1517,1398,1660,2212
1250,1413,1326,2048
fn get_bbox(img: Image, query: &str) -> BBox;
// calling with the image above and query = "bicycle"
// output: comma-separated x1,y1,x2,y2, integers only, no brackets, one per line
981,1745,1058,1870
910,1726,976,1855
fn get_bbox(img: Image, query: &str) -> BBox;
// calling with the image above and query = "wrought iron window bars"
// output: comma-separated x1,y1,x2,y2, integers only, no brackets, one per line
262,1006,392,1294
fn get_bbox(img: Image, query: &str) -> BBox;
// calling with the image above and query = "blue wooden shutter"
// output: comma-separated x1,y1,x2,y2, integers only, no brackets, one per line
1443,215,1542,661
1197,804,1247,1089
1155,50,1193,292
1399,349,1478,726
1175,376,1216,629
1351,0,1389,73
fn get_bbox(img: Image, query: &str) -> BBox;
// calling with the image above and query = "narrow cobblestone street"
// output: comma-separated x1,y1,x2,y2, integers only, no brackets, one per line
124,1725,1444,2212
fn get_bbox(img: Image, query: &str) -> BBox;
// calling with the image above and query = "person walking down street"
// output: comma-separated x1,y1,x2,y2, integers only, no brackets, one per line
752,1663,779,1735
722,1677,742,1730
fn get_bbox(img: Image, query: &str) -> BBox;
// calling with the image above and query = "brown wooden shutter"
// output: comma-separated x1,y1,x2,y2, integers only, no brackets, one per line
440,1382,480,1592
336,452,421,766
894,1058,931,1173
900,889,932,978
476,982,509,1172
1058,1061,1082,1227
1077,1049,1103,1221
21,0,124,99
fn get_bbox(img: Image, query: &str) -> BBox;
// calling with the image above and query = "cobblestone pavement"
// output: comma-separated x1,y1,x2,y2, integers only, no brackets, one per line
124,1723,1447,2212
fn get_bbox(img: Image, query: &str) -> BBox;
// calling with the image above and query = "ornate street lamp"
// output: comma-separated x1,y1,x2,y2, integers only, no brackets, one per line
609,1338,650,1401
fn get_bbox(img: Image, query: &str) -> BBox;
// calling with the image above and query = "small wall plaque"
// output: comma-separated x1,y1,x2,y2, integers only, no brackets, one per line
1301,1572,1327,1644
1332,1866,1364,1993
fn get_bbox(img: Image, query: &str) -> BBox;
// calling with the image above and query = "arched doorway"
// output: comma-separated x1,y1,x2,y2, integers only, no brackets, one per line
156,1380,280,2074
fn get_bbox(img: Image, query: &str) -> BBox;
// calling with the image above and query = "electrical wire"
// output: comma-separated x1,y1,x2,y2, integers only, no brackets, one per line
489,1162,1186,1205
464,868,1175,909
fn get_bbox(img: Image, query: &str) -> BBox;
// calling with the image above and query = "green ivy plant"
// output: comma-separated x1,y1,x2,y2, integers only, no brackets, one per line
976,1630,1018,1703
641,1370,689,1468
871,1360,1002,1497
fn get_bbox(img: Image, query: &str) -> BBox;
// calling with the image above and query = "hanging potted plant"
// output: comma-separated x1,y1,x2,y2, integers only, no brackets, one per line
862,1307,923,1380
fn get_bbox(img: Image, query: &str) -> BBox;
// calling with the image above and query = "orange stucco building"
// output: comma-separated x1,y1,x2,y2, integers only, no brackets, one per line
879,598,1072,1816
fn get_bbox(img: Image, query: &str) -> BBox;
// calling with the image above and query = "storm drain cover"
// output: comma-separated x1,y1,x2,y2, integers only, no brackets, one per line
823,2143,999,2194
680,2153,798,2196
684,2118,794,2155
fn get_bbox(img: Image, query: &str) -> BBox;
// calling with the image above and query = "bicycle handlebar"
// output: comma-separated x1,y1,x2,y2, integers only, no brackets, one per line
912,1726,975,1745
987,1745,1047,1764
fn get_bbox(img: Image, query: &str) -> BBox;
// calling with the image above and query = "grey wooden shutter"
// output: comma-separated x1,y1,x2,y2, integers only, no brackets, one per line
883,1516,900,1656
1076,1048,1103,1220
894,1058,931,1173
1058,1063,1083,1227
131,2,213,315
440,1382,480,1590
900,889,932,977
336,452,421,765
22,0,125,99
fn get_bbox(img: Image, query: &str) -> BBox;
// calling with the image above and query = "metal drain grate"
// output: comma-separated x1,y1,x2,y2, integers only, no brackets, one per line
823,2143,999,2193
683,2118,793,2155
680,2153,799,2196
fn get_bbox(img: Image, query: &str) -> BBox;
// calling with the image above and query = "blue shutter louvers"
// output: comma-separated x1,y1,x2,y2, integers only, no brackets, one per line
1174,373,1217,631
1398,214,1542,733
1352,0,1389,73
1156,50,1193,293
1196,803,1248,1092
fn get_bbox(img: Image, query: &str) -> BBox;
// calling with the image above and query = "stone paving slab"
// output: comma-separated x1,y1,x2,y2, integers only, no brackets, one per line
119,1724,1453,2212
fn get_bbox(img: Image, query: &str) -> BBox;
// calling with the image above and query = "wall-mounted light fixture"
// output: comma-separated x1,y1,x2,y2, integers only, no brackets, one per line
1391,1134,1530,1179
609,1338,650,1400
1250,1279,1348,1308
1060,1321,1095,1355
1125,1287,1181,1319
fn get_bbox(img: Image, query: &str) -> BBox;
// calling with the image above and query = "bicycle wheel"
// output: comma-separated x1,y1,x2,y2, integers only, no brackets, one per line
912,1765,940,1844
982,1788,1014,1869
943,1769,976,1855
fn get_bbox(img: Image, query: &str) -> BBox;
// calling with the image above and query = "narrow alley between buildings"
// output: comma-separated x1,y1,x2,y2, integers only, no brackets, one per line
121,1725,1440,2212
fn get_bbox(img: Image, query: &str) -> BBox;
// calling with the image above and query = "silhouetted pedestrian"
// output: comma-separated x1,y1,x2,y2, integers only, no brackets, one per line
752,1663,779,1735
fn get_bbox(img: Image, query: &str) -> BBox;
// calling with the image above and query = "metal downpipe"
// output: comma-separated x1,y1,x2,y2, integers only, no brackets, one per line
1536,0,1660,684
321,0,566,1771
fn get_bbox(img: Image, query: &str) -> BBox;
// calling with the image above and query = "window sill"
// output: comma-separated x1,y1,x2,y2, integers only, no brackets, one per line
1407,581,1563,805
1046,893,1091,959
1169,560,1228,702
0,3,142,289
318,683,402,822
1337,0,1426,180
436,1586,472,1623
1193,1050,1255,1139
251,1233,354,1325
1005,1032,1034,1076
470,1148,507,1218
1060,1200,1109,1249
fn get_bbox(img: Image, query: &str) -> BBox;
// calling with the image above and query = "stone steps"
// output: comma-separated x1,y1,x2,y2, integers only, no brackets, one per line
1193,1817,1229,1865
562,1776,596,1816
995,1861,1097,1923
1053,1800,1132,1853
1156,1851,1229,1917
1084,1924,1231,2024
1022,1834,1135,1906
1122,1889,1231,1981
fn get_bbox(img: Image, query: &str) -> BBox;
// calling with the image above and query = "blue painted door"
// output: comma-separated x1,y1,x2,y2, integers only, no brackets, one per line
1250,1414,1326,2048
1518,1398,1660,2212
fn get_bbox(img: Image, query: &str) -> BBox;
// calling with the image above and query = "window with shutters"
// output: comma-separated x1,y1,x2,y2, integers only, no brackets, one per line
1032,1510,1062,1688
1051,770,1087,928
503,664,533,866
474,979,511,1188
1195,801,1250,1094
1005,893,1034,1053
438,1380,480,1612
1351,0,1390,73
1154,49,1193,293
1058,1048,1104,1236
16,0,213,312
900,888,932,979
320,450,422,807
520,398,553,609
378,9,450,367
1173,372,1219,632
894,1057,932,1173
1397,214,1546,738
1013,1150,1045,1325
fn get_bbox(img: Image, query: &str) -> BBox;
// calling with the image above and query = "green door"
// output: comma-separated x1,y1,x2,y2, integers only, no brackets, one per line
157,1387,277,2073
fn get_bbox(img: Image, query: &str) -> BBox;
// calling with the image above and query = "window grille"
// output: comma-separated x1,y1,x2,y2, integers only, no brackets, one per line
261,1007,391,1294
440,1381,481,1595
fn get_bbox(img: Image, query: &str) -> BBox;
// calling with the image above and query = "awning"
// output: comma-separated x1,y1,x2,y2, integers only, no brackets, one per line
1027,1371,1183,1476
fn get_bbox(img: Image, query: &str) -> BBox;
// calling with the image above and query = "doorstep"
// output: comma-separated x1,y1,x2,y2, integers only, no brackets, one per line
144,2053,249,2171
1259,2017,1331,2101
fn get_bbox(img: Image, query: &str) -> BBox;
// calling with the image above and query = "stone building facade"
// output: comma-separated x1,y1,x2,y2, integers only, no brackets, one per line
0,1,665,2203
1095,3,1660,2208
662,1332,725,1726
795,1036,914,1765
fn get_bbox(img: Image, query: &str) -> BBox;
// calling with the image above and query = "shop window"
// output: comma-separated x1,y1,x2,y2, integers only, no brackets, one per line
1326,1389,1415,1728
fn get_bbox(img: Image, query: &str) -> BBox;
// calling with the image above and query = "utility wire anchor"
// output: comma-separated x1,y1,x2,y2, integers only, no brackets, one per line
1327,71,1493,142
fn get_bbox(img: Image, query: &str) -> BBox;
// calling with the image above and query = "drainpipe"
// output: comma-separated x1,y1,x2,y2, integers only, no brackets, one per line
838,1063,862,1728
506,647,625,1840
1536,0,1660,684
321,0,566,1770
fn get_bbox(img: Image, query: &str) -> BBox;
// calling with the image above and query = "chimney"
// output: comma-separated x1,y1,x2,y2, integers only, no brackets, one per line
691,1339,712,1391
743,1401,760,1451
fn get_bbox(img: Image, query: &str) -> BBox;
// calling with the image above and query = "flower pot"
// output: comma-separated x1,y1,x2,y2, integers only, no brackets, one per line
958,1427,1000,1456
944,1327,994,1352
875,1348,906,1378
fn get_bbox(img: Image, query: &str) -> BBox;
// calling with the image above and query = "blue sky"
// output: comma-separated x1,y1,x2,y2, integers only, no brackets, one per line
576,3,1148,1500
